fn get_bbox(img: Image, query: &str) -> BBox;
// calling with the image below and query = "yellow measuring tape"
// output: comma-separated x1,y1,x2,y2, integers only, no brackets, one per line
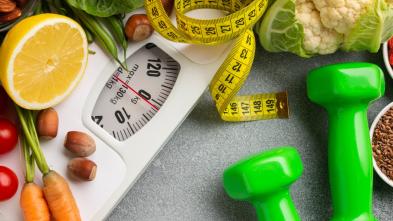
145,0,289,121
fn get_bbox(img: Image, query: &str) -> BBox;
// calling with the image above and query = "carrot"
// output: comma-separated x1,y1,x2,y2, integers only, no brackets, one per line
20,183,51,221
43,171,81,221
20,135,50,221
16,106,81,221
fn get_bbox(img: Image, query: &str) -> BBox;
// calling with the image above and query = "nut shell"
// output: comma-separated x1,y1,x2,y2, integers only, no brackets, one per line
68,157,97,181
0,7,21,23
64,131,96,157
125,14,154,42
37,108,59,140
0,0,16,13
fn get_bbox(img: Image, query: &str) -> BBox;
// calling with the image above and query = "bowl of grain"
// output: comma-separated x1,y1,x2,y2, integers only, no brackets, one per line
371,102,393,187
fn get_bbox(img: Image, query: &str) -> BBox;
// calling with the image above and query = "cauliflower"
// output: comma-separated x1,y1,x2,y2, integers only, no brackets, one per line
296,0,343,54
256,0,393,57
313,0,372,33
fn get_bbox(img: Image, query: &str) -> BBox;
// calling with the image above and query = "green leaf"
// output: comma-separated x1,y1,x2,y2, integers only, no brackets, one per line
342,0,393,52
66,0,144,17
381,3,393,42
257,0,310,57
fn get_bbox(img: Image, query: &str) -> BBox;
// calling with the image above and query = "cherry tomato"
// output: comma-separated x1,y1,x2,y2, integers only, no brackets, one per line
0,166,18,201
389,37,393,50
0,118,18,155
389,50,393,66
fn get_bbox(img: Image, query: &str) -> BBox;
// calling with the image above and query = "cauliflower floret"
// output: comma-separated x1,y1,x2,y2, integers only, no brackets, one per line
313,0,373,33
296,0,343,54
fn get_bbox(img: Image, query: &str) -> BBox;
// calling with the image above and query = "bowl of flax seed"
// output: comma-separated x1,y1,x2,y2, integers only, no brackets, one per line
371,102,393,187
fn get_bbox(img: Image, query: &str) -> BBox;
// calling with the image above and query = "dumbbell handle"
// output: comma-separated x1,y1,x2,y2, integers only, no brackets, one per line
252,189,300,221
328,106,375,221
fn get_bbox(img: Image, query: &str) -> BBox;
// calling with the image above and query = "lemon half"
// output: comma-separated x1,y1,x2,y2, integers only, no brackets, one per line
0,14,88,110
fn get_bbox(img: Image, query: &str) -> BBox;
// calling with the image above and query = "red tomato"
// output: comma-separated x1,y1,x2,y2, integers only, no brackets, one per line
389,37,393,50
389,50,393,66
0,119,18,155
0,165,18,201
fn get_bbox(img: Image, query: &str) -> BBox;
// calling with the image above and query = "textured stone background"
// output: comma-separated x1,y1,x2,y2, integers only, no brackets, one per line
108,45,393,221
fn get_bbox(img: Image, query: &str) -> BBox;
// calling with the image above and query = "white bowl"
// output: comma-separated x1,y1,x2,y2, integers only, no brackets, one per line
370,102,393,187
382,42,393,78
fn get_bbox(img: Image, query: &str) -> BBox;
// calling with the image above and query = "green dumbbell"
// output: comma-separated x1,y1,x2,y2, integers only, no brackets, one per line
307,62,385,221
223,147,303,221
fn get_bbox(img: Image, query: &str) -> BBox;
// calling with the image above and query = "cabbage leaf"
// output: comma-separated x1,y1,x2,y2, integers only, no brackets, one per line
342,0,393,52
256,0,310,57
382,8,393,42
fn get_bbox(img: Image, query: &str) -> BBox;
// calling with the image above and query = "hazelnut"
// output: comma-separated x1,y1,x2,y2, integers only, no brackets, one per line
68,157,97,181
37,108,59,140
64,131,96,157
0,7,21,23
0,0,16,13
125,14,154,42
161,0,174,15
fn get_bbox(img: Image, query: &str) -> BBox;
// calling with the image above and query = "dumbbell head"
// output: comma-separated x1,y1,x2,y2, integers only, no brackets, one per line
307,62,385,106
223,147,303,201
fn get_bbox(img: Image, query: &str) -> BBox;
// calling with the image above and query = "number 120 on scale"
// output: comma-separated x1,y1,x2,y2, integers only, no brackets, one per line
91,43,181,141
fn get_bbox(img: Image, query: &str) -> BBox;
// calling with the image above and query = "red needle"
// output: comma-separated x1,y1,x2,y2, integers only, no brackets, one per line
114,76,159,111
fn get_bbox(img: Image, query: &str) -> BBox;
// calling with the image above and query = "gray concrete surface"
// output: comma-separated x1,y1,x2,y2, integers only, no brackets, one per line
107,44,393,221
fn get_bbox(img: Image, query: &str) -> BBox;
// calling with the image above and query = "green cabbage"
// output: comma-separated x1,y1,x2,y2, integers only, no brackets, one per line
66,0,144,17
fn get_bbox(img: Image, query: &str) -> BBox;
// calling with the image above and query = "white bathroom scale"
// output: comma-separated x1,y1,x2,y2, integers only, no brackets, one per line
0,10,232,221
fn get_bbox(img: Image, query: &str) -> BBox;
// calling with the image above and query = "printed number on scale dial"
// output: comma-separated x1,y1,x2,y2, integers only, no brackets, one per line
92,43,180,141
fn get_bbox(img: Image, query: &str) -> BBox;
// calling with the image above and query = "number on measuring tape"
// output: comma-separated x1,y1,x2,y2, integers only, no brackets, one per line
145,0,289,121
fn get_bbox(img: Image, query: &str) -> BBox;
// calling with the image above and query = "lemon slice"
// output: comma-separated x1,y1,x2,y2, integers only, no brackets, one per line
0,14,88,110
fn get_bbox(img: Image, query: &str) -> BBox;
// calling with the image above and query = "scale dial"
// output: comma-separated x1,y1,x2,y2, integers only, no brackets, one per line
92,43,180,141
